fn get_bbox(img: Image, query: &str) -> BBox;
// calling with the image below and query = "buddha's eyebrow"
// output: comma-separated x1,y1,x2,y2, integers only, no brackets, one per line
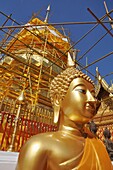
72,83,85,90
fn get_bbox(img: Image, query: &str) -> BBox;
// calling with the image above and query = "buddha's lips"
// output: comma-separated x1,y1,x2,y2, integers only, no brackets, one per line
85,106,96,116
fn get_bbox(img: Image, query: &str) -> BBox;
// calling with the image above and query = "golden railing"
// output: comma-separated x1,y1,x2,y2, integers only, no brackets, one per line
0,111,57,152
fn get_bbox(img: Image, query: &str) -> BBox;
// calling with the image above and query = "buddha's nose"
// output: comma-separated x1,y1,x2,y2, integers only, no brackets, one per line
87,91,96,102
87,91,100,110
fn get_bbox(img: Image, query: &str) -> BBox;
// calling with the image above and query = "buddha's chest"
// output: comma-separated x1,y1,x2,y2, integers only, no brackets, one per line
47,138,85,170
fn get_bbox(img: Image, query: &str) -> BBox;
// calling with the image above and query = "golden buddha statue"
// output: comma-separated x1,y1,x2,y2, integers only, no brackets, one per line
16,53,113,170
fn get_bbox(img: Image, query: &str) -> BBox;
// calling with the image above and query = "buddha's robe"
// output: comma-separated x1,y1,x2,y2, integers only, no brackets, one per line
77,137,112,170
58,137,112,170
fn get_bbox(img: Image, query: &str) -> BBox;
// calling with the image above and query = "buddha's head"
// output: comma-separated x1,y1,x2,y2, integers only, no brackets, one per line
50,54,100,125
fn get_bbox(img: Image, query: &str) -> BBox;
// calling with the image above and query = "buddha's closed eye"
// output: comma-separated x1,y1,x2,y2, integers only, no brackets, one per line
75,89,86,94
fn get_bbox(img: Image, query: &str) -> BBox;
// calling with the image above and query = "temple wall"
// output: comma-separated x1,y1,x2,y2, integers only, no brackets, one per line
0,151,18,170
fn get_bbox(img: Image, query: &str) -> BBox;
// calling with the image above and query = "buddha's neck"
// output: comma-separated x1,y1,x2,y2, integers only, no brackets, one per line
59,115,86,137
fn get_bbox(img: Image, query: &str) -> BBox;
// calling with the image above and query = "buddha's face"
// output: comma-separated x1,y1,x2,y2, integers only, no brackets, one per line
61,77,97,124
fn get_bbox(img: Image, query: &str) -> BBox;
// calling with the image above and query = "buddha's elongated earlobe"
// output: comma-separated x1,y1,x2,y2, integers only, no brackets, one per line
67,52,75,67
54,104,60,123
53,94,61,123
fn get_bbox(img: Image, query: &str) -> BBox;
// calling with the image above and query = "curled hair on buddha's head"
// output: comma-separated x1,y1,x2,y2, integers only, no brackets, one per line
50,53,94,106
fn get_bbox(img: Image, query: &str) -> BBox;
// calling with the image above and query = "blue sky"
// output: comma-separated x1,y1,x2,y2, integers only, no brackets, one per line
0,0,113,85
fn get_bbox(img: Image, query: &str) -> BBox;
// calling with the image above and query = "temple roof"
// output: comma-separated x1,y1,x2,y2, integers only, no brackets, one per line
94,67,113,126
95,67,113,99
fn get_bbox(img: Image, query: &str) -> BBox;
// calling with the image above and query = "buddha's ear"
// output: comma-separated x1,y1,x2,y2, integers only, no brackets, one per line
53,94,61,124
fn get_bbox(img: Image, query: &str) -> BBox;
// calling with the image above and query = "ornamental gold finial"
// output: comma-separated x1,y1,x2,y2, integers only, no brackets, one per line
17,90,25,101
67,52,75,67
44,5,51,23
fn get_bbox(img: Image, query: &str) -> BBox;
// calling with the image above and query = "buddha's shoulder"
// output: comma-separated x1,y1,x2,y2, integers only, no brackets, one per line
21,132,63,155
21,131,84,155
28,131,61,142
21,131,62,150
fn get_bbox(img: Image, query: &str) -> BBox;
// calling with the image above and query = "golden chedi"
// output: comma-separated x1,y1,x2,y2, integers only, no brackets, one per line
16,53,112,170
